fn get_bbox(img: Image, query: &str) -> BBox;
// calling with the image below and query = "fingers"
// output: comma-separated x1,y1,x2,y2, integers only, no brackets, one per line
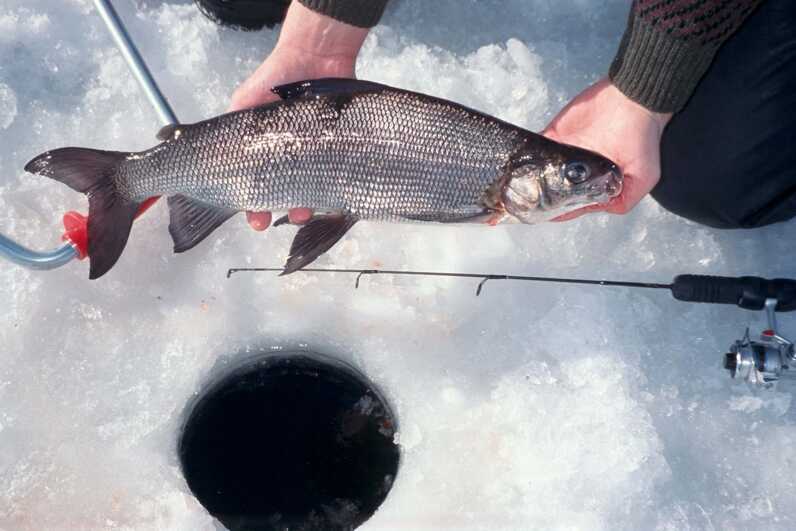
604,172,651,215
246,208,314,231
246,211,273,231
288,208,313,224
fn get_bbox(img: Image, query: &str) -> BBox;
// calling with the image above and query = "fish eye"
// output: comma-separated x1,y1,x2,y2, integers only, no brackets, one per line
562,162,591,184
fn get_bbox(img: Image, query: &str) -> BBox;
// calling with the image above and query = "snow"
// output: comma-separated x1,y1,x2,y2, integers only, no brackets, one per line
1,0,795,529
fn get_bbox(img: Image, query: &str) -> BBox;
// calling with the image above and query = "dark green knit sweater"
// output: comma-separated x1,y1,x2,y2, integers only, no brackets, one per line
299,0,763,113
610,0,764,112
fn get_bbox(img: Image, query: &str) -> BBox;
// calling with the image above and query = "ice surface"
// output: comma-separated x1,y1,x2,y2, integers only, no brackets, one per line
1,0,795,530
0,84,16,129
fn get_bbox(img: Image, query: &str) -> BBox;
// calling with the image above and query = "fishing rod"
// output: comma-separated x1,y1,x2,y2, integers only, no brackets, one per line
228,267,796,386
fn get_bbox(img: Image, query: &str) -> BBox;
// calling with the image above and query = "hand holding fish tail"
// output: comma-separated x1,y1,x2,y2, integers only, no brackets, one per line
229,1,370,231
543,78,672,222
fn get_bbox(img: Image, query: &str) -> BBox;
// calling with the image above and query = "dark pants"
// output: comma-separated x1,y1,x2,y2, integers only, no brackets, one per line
653,0,796,229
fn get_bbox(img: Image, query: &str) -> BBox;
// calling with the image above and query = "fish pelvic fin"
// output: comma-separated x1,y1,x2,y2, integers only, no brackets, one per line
167,194,238,253
281,213,358,276
272,214,291,227
24,147,136,279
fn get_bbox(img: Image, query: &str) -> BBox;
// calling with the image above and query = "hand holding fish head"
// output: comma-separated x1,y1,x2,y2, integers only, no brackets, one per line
501,138,622,224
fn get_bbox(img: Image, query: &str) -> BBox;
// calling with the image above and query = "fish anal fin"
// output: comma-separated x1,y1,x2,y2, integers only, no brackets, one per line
271,78,390,101
281,214,358,275
167,194,237,253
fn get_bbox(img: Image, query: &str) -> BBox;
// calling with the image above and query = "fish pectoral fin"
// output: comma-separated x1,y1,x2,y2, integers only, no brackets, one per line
167,194,238,253
271,78,390,100
281,213,358,275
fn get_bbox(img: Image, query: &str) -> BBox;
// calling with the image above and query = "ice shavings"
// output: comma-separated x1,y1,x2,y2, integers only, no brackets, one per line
384,357,667,530
361,29,550,130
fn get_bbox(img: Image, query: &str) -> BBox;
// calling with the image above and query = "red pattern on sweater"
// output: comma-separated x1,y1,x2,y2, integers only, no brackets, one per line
634,0,761,45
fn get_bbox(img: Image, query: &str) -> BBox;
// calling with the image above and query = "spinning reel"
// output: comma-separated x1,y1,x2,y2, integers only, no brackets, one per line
725,298,795,386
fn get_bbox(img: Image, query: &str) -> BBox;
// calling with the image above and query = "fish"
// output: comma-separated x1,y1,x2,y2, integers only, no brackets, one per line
24,78,622,279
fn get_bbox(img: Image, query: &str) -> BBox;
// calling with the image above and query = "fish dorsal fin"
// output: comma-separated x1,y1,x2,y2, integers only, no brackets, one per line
156,124,185,141
281,213,358,275
167,194,237,253
271,78,391,101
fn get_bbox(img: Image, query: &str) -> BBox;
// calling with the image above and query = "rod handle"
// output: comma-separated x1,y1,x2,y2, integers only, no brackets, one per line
671,275,796,311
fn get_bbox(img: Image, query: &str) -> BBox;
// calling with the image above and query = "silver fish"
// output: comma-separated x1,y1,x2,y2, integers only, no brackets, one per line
25,78,622,279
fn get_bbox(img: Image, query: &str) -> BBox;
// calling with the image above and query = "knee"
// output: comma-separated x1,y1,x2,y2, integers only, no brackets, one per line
650,165,796,229
651,152,741,228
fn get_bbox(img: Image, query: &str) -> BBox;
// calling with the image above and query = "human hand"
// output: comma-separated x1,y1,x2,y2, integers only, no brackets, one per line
542,77,672,221
229,1,369,231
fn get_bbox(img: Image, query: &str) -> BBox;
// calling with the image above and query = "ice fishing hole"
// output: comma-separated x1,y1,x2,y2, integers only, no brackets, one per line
178,352,400,530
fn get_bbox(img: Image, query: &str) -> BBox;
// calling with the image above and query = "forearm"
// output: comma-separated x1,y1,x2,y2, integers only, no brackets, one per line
610,0,764,113
276,2,372,65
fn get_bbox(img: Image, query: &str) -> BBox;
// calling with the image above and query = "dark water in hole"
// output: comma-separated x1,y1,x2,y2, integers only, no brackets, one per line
179,353,400,531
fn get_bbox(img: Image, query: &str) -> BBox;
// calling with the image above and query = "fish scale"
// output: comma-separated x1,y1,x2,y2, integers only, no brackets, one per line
118,89,523,221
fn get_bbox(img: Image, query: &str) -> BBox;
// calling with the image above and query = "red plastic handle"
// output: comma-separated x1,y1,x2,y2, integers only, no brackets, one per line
61,196,161,260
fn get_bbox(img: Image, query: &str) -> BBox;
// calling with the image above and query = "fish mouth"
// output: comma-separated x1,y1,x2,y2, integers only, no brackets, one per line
586,163,623,202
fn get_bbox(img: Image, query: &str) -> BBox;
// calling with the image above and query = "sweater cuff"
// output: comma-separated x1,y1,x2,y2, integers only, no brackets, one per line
609,10,716,114
298,0,388,28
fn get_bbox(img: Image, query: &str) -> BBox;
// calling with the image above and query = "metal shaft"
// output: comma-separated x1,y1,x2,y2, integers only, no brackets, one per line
0,233,77,271
93,0,178,127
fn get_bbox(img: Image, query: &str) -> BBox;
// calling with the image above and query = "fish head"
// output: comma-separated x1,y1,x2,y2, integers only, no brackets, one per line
500,138,623,223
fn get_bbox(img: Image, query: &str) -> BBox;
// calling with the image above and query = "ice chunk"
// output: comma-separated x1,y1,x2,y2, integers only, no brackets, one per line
0,84,17,129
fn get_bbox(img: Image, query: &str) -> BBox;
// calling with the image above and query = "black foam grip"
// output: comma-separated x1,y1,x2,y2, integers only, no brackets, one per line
671,275,796,311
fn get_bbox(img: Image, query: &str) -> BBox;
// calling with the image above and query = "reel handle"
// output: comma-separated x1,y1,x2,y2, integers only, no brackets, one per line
671,275,796,311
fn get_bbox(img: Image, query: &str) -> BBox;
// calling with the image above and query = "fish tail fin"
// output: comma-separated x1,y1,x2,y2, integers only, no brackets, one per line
25,147,138,279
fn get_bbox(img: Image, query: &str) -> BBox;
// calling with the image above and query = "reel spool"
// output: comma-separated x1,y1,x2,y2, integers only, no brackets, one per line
725,298,796,386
